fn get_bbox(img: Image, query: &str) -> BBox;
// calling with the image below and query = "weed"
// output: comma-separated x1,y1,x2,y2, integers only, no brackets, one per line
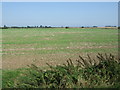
7,53,119,88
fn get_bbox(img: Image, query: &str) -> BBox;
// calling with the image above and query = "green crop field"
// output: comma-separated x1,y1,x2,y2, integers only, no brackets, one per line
2,28,118,69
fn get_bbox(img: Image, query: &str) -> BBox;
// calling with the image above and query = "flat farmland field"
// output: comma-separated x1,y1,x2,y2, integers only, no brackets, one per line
2,28,118,69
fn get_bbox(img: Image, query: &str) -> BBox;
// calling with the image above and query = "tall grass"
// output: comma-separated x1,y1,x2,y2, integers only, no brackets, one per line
9,53,120,88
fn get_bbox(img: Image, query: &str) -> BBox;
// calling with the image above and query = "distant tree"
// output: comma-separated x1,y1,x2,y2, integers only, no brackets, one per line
81,26,84,28
65,26,69,29
118,27,120,29
40,25,43,28
3,25,8,29
93,26,98,28
4,25,7,28
27,26,31,28
45,26,48,28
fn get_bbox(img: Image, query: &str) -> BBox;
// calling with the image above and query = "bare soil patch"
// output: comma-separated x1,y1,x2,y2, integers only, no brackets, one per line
3,45,117,52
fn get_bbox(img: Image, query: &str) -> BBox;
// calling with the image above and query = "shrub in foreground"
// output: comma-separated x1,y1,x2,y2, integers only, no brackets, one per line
11,53,120,88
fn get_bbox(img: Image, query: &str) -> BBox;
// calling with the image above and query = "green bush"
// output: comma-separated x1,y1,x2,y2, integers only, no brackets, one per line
5,53,120,88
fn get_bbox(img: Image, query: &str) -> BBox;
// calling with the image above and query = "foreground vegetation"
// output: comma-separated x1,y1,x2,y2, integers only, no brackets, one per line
2,53,120,88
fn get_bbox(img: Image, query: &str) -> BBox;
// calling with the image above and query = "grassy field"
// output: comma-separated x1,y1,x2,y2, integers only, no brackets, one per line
2,28,118,69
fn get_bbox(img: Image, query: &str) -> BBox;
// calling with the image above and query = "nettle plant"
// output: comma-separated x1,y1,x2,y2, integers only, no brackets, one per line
15,53,120,88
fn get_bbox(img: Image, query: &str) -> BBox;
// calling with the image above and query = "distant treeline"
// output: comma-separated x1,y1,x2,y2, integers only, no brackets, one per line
1,25,53,29
0,25,119,29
